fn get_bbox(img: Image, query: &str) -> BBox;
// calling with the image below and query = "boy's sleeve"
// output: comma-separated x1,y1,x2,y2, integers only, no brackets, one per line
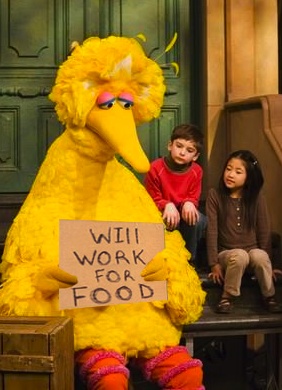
144,164,170,211
181,165,203,208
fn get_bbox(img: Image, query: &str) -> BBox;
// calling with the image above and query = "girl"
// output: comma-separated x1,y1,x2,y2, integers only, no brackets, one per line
206,150,281,314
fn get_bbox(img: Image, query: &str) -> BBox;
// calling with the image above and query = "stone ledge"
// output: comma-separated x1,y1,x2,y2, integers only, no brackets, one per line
198,271,282,288
183,306,282,337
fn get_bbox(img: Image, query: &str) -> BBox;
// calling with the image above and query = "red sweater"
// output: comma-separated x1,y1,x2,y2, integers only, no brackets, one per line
144,157,203,212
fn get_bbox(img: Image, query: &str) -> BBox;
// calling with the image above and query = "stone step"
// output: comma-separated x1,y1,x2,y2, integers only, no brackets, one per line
198,271,282,311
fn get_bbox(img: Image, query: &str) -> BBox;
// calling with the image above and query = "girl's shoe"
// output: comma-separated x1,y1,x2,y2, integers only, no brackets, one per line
215,297,233,314
263,296,282,313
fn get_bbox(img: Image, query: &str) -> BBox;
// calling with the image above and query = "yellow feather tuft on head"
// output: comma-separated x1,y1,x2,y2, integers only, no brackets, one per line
171,62,179,76
153,32,178,62
136,33,147,42
165,32,178,53
70,41,80,52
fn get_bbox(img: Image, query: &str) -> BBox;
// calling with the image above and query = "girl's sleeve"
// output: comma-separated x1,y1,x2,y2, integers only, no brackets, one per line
256,193,272,257
206,188,219,267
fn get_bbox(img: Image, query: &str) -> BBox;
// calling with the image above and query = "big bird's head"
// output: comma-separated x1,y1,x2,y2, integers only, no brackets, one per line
49,36,166,173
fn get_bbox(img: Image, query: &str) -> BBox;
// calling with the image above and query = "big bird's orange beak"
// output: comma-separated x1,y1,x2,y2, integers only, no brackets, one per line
87,103,150,173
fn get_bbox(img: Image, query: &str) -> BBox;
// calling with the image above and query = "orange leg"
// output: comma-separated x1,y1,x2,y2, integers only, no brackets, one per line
139,346,204,390
75,348,129,390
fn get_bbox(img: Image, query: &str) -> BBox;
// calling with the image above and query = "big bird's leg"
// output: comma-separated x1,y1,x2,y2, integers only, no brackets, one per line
75,348,129,390
139,346,204,390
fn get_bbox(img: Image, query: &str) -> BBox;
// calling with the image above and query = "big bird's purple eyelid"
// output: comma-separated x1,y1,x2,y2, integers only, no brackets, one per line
96,92,115,108
118,97,133,103
117,92,134,108
96,91,133,109
118,92,133,102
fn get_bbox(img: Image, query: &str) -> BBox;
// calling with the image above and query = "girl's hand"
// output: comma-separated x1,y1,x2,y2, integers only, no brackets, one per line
163,203,180,230
208,264,224,285
181,201,199,225
272,268,282,282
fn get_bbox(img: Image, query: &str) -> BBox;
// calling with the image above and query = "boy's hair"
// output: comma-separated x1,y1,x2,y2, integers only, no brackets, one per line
218,149,264,230
170,124,204,153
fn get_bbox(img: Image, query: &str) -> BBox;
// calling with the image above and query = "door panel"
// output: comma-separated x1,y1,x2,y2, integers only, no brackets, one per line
0,0,67,69
0,0,191,192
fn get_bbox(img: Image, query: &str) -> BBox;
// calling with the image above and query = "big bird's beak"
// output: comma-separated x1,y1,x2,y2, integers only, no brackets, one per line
87,103,150,173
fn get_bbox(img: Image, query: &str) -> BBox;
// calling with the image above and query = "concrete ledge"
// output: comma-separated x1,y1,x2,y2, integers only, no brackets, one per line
183,306,282,338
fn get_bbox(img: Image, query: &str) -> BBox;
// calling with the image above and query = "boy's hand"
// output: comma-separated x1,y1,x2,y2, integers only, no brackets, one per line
181,201,199,225
163,202,180,230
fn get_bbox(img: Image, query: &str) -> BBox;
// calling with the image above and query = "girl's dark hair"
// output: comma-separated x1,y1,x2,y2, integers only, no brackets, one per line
170,124,204,153
218,150,264,230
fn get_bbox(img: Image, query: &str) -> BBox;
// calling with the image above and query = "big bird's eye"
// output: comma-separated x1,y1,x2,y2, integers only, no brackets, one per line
97,92,116,110
118,92,134,109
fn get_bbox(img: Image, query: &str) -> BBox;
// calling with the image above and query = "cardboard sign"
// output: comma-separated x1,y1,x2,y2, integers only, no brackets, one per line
59,220,166,309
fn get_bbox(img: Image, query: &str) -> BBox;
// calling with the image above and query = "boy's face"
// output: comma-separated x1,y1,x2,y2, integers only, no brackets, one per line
168,138,199,165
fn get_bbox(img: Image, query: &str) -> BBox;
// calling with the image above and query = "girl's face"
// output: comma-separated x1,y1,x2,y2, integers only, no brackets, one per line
168,138,199,165
223,157,247,196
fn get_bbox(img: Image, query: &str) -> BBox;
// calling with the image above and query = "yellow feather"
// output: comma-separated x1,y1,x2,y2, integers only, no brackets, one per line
153,33,178,62
70,41,80,51
171,62,179,75
165,32,178,53
136,33,147,42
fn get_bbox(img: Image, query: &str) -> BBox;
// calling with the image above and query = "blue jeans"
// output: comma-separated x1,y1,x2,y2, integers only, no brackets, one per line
178,212,207,263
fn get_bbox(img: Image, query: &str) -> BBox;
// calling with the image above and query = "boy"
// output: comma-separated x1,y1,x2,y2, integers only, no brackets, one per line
144,123,206,264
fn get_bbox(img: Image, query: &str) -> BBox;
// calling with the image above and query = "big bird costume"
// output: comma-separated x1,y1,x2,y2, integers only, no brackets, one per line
0,36,206,390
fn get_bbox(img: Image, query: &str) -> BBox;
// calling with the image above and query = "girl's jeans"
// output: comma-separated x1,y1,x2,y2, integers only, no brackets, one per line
218,248,275,298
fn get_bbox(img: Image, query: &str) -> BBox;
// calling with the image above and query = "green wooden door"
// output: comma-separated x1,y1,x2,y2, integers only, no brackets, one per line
0,0,192,192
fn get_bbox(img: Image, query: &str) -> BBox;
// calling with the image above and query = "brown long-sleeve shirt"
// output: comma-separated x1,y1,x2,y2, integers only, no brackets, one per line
206,188,272,267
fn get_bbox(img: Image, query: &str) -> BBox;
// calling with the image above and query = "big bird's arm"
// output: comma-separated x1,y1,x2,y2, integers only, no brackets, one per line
142,229,206,326
0,209,77,316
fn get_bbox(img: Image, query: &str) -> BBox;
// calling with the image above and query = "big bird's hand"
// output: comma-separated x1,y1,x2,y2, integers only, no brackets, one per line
35,266,78,299
141,253,168,281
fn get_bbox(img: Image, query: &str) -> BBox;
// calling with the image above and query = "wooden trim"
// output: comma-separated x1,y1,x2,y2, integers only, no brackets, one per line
0,193,27,252
0,355,54,372
0,193,27,207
